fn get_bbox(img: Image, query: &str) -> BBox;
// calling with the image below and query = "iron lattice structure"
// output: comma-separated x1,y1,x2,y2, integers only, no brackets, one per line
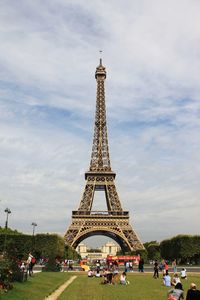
64,60,144,252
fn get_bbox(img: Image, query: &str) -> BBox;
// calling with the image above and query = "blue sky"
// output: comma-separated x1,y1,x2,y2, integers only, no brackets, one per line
0,0,200,247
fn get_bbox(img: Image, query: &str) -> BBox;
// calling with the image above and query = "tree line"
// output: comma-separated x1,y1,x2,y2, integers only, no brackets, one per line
144,235,200,264
0,227,80,260
1,228,199,264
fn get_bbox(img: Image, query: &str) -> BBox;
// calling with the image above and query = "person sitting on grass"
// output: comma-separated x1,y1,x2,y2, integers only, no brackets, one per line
88,269,94,277
95,269,101,278
180,268,187,280
101,269,110,284
112,267,120,285
186,283,200,300
168,282,184,300
171,273,181,286
120,272,129,285
163,270,171,287
112,272,120,285
107,270,113,284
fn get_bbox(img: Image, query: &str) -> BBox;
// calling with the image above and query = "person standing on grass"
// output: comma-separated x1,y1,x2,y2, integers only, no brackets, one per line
27,253,35,276
125,261,129,272
172,259,177,273
138,258,144,272
153,260,159,278
165,261,169,274
129,261,133,272
168,282,184,300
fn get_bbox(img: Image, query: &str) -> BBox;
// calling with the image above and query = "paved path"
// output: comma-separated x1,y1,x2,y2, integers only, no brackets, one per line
44,275,77,300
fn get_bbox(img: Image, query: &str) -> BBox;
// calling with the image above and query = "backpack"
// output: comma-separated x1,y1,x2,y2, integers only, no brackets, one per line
31,257,36,264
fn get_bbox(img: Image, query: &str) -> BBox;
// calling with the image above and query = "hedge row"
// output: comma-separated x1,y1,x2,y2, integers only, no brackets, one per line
0,232,79,260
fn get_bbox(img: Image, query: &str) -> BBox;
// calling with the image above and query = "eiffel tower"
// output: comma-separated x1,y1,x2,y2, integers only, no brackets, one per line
64,59,144,252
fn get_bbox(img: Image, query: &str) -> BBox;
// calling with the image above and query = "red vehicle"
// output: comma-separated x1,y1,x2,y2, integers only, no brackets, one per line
107,255,140,266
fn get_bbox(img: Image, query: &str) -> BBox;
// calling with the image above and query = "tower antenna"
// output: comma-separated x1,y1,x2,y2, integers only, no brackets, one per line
99,50,103,65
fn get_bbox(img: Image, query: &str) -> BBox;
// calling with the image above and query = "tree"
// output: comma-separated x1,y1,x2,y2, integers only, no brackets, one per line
144,241,161,262
160,235,200,264
64,245,81,260
147,243,161,261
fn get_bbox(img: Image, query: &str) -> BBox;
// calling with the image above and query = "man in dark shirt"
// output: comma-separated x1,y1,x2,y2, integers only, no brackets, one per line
153,260,159,278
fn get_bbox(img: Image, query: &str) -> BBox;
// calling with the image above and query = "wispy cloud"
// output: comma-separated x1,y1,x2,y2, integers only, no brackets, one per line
0,0,200,245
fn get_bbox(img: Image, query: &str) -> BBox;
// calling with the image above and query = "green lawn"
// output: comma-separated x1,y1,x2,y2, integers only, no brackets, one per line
1,272,200,300
0,272,72,300
58,273,200,300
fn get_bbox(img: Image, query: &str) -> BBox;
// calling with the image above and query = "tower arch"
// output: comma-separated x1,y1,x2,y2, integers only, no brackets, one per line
72,229,131,252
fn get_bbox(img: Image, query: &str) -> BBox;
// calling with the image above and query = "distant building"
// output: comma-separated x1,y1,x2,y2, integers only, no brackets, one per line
76,241,120,259
76,243,88,258
101,241,119,256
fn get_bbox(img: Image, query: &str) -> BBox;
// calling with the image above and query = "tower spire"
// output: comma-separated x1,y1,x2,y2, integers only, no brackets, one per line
91,59,110,172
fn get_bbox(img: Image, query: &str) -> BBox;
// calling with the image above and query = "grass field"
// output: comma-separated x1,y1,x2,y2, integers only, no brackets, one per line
1,272,200,300
0,272,71,300
58,273,200,300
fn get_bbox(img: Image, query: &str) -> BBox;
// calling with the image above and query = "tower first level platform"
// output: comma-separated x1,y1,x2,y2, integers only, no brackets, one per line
65,211,143,252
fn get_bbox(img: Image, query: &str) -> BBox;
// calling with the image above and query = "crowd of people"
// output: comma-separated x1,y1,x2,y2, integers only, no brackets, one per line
17,255,200,298
152,259,200,300
86,257,200,297
98,269,129,285
87,261,130,286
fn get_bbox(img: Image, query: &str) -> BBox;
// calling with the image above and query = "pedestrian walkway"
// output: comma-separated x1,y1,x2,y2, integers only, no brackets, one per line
44,275,77,300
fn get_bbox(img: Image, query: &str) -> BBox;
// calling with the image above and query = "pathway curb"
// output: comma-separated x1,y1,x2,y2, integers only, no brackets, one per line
44,275,77,300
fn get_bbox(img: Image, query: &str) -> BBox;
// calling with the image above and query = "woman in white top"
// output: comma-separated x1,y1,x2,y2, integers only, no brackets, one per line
180,268,187,279
172,273,181,286
120,272,127,285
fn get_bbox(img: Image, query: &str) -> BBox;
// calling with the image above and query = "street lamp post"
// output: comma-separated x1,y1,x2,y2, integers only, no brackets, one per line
31,222,37,251
4,208,11,253
31,222,37,236
4,208,11,229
